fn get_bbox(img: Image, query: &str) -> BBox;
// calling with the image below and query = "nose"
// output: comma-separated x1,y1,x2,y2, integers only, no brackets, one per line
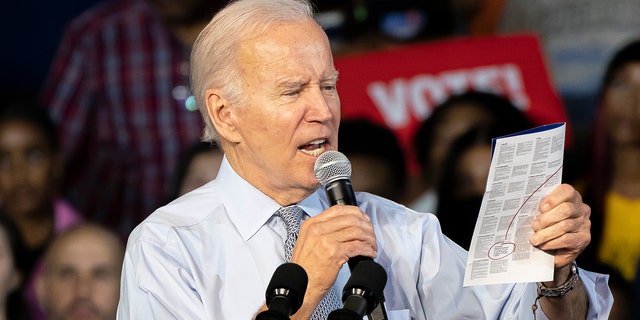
9,160,28,185
306,86,337,123
73,277,93,299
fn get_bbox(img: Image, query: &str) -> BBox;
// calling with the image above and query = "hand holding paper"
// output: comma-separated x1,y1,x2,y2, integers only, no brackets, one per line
530,183,591,271
464,122,582,286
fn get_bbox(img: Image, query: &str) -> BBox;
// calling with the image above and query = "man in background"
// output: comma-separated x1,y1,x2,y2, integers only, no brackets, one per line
36,223,124,320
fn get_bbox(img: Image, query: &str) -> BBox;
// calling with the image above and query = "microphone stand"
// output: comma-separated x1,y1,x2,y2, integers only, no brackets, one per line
367,300,388,320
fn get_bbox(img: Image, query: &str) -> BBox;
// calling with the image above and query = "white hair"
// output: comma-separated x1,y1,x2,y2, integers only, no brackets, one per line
190,0,316,143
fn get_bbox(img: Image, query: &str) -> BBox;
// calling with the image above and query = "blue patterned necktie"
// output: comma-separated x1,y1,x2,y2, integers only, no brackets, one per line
275,205,343,319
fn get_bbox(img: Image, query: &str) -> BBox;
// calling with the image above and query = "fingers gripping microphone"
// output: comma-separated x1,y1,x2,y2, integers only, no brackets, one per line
256,263,308,320
328,260,388,320
315,151,363,270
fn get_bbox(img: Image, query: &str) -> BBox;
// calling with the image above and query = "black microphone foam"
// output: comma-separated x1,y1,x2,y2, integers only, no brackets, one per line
257,263,308,320
328,260,388,319
342,260,387,314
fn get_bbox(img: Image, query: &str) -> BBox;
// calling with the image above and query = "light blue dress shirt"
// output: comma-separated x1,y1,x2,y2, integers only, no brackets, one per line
117,157,612,319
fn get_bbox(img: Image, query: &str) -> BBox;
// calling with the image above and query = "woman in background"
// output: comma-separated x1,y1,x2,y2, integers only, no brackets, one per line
0,94,83,320
577,39,640,319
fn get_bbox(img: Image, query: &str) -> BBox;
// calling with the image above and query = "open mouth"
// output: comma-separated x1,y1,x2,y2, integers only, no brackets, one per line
299,139,328,157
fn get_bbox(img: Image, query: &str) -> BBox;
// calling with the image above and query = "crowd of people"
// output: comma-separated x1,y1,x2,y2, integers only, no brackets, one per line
1,0,638,319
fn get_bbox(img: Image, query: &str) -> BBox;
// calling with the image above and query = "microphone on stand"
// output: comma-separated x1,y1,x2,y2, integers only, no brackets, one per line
256,263,308,320
314,150,389,320
327,260,388,320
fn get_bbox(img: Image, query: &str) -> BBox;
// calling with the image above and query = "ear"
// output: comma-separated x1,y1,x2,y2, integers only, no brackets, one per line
205,89,241,143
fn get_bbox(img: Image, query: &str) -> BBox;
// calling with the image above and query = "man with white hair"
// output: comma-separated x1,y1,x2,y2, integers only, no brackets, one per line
117,0,613,319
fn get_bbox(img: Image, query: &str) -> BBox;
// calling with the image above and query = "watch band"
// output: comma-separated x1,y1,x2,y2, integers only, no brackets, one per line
536,261,579,298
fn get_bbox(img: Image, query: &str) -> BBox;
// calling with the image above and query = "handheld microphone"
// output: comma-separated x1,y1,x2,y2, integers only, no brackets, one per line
314,150,389,320
314,150,363,270
327,259,388,320
256,263,308,320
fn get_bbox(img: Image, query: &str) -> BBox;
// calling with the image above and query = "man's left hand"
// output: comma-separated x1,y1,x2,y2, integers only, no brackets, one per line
529,183,591,269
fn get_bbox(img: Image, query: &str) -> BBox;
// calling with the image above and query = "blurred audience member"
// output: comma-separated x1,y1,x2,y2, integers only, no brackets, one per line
36,223,124,320
169,141,223,200
498,0,640,157
578,40,640,290
0,213,29,320
436,122,530,250
410,90,532,214
0,94,84,319
338,118,407,203
40,0,228,237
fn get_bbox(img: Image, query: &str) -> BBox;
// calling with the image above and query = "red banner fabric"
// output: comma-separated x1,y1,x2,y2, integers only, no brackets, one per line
334,33,568,173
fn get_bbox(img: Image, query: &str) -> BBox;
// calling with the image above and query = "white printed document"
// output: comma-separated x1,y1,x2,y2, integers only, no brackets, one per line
463,122,566,286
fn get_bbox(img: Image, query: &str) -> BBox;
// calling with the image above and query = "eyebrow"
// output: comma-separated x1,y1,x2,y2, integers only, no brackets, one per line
276,71,340,88
323,71,339,82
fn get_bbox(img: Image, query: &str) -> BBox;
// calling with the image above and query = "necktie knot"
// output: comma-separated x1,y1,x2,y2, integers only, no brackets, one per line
275,205,303,237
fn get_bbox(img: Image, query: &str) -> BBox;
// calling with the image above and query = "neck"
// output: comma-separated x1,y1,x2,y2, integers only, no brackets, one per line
224,150,316,206
11,210,54,249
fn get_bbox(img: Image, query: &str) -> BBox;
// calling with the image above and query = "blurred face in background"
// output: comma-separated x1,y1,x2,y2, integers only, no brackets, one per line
427,103,494,186
452,144,492,199
37,227,123,320
0,120,59,218
603,62,640,146
349,154,395,200
178,149,224,196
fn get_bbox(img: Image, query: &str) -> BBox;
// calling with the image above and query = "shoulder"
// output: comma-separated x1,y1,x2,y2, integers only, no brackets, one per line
356,191,437,230
128,185,225,245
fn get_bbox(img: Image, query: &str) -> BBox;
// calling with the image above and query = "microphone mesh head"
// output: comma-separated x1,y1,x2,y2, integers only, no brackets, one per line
314,151,352,186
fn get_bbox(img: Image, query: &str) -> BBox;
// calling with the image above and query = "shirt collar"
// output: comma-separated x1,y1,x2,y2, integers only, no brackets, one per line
213,156,329,241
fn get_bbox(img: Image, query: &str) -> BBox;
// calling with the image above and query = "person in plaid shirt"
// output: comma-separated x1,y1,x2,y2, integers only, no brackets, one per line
41,0,227,237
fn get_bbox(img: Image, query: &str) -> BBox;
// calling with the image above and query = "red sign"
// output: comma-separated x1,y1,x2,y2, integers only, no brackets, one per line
334,34,568,172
